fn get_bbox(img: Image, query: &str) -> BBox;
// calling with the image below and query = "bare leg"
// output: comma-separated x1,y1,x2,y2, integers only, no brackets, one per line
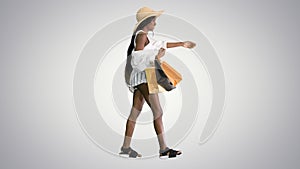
136,83,167,150
122,89,145,148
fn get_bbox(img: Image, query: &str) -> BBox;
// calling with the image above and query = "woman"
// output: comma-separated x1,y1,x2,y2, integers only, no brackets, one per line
121,7,196,159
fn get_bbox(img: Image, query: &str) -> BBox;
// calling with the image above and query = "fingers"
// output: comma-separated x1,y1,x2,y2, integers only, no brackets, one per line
156,48,165,59
183,41,196,48
189,41,196,48
158,48,165,54
159,48,164,51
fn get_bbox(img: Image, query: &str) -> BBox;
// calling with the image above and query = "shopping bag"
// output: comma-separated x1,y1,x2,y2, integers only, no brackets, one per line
145,67,160,94
145,60,181,93
160,61,182,86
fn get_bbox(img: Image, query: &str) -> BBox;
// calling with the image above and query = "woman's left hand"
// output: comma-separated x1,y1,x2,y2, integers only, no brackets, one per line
183,41,196,48
156,48,166,60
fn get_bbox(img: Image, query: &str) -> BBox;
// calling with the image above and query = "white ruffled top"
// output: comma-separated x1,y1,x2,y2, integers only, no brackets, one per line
130,30,167,80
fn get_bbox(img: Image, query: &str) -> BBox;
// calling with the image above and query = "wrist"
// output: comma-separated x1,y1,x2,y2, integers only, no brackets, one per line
181,42,184,47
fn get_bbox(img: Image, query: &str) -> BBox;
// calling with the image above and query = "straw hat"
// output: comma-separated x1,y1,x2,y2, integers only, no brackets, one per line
133,7,164,33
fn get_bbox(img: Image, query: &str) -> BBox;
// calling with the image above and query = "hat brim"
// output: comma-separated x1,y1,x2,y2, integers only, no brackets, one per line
133,10,164,33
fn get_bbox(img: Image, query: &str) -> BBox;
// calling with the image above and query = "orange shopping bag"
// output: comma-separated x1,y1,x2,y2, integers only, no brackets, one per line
160,61,182,86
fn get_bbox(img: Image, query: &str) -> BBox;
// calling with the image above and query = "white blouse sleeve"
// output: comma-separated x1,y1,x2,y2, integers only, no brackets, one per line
152,40,167,49
131,49,158,71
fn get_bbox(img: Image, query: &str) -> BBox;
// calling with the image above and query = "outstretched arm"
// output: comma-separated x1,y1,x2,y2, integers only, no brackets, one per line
167,42,184,48
167,41,196,49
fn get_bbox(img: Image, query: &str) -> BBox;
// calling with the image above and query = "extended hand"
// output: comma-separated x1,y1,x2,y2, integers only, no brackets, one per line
183,41,196,48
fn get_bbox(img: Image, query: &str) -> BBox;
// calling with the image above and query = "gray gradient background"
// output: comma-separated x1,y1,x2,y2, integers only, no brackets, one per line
0,0,299,169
